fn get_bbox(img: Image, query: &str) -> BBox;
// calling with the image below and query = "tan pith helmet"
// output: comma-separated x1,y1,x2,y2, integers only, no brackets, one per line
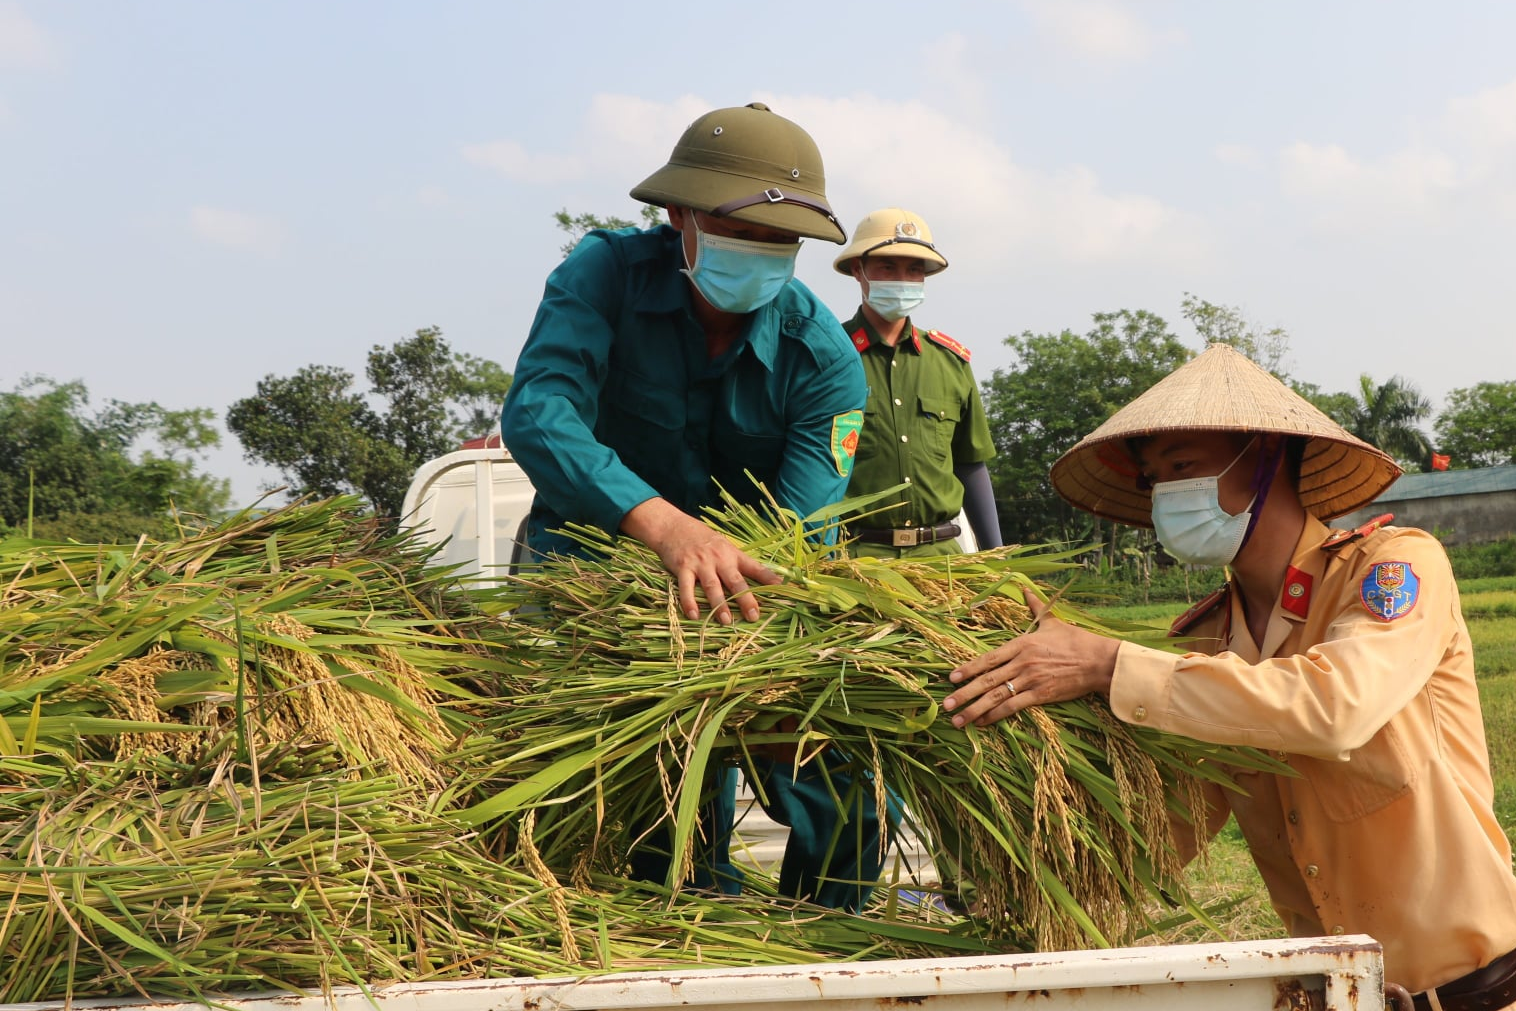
832,208,949,275
1050,342,1403,527
629,102,845,243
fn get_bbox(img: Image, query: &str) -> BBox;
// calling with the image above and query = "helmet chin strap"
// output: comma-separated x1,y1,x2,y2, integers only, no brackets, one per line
1236,438,1285,555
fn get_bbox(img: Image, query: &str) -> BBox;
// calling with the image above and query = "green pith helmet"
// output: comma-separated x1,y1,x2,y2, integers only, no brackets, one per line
833,208,949,275
630,102,846,244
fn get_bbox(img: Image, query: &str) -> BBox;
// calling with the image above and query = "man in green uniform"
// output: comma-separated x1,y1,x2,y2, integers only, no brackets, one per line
833,208,1001,557
500,103,884,912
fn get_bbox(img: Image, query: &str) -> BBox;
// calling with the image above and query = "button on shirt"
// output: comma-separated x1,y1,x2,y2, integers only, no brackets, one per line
841,311,995,531
501,226,867,558
1110,514,1516,993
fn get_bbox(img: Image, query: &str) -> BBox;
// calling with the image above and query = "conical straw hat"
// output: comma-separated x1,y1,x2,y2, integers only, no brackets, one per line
1049,343,1403,527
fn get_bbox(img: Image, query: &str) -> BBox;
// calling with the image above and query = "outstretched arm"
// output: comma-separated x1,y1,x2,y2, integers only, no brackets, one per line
621,498,780,625
943,592,1118,726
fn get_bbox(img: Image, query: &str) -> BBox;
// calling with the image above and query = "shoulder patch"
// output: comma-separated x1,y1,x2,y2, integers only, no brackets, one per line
1322,513,1395,552
830,409,864,477
924,329,972,362
849,328,870,352
1360,561,1420,622
1170,585,1230,637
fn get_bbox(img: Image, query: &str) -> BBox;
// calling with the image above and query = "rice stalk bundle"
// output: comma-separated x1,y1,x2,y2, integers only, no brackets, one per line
0,498,997,1001
0,498,506,781
0,747,991,1003
457,492,1283,952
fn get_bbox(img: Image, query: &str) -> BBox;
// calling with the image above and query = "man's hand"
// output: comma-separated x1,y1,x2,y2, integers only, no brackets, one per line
621,498,781,624
943,591,1120,727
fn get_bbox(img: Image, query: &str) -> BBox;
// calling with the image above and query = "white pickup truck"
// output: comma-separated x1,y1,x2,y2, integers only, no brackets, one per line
0,936,1389,1010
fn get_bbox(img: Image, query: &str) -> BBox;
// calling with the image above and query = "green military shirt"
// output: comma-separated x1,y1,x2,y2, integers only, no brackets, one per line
841,309,995,556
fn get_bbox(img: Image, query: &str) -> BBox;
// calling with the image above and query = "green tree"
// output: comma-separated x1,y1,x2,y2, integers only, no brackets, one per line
1434,381,1516,468
0,377,230,537
982,310,1193,550
1340,374,1433,470
554,205,663,258
226,328,512,522
1180,293,1295,380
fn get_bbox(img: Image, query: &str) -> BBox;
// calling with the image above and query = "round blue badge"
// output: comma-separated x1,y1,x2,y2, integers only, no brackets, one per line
1359,561,1420,622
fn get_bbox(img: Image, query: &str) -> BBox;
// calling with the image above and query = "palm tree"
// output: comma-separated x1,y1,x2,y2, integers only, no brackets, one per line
1343,374,1433,470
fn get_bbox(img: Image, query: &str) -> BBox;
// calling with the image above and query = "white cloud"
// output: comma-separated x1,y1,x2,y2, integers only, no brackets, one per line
762,91,1211,269
462,93,709,186
1020,0,1185,64
418,184,450,208
1446,77,1516,174
1271,75,1516,229
460,140,586,184
1278,141,1458,218
189,206,284,254
0,3,59,69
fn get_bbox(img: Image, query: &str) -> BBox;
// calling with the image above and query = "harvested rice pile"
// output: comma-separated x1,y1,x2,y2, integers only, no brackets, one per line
0,495,1273,1003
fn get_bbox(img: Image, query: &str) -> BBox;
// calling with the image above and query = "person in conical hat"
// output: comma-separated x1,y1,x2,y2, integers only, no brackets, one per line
501,103,882,914
831,208,1002,557
942,343,1516,1000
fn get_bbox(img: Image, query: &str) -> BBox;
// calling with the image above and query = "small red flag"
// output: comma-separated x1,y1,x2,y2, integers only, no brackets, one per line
1431,453,1450,471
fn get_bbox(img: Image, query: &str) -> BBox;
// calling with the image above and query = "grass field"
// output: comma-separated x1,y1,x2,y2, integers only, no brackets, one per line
1112,581,1516,945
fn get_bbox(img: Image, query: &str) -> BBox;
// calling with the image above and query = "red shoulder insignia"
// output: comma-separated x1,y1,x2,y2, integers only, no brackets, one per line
924,329,971,362
1321,513,1394,552
849,328,870,352
1169,585,1230,637
1280,566,1312,619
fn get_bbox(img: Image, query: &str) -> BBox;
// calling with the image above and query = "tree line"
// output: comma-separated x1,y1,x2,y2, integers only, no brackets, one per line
5,214,1513,545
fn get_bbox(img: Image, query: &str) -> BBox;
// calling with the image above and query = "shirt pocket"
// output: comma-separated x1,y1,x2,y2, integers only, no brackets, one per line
1293,722,1416,822
917,396,961,454
599,376,685,476
720,425,785,482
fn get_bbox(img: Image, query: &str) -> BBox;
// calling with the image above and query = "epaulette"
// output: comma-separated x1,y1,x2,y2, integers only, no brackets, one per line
1169,585,1230,637
924,329,972,362
848,328,870,353
1321,513,1394,552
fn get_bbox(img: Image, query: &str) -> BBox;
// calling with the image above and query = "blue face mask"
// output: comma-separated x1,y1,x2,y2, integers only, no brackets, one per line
1149,440,1257,567
865,280,926,321
682,219,800,314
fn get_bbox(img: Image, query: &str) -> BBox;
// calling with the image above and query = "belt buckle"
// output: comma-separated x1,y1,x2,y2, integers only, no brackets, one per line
891,528,919,547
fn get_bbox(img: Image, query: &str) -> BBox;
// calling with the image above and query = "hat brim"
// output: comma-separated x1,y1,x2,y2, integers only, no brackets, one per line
1049,344,1404,527
631,164,845,244
833,243,949,275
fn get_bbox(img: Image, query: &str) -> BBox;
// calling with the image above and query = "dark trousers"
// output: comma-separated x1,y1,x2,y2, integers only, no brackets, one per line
628,752,898,913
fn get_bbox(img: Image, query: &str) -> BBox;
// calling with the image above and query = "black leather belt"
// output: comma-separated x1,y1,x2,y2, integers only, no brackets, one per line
1411,946,1516,1011
853,522,961,548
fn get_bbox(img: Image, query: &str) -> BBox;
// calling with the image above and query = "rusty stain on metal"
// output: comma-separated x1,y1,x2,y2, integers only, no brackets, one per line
1271,976,1325,1011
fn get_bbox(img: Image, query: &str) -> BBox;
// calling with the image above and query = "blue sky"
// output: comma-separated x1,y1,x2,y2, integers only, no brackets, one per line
5,2,1515,507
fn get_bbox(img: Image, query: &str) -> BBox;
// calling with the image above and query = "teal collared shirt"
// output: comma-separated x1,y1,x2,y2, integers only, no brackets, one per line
501,226,866,558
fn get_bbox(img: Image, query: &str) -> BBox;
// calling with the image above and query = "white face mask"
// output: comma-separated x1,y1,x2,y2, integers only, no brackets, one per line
681,220,800,314
1149,440,1257,567
864,280,926,321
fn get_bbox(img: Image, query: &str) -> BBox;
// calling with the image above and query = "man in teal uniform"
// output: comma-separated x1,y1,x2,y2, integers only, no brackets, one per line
500,103,883,911
833,208,1001,557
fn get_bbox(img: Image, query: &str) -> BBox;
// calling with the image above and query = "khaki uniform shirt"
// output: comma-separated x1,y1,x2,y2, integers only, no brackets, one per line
841,310,995,557
1111,514,1516,994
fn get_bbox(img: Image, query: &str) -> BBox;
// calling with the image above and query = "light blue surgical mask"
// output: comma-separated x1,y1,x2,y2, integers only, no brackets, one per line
1150,440,1258,567
865,280,926,321
682,220,800,314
